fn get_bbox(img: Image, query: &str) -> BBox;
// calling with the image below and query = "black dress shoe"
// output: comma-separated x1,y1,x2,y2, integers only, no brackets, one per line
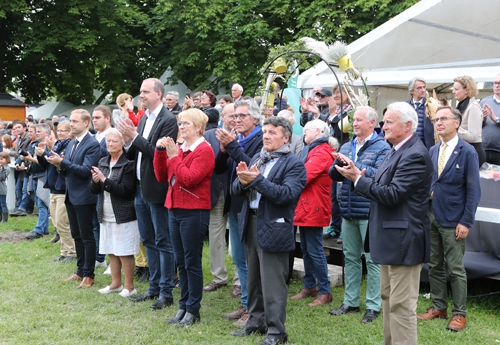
231,327,268,337
129,291,159,302
150,296,173,310
329,303,360,316
175,311,200,327
166,309,186,324
361,309,380,323
25,231,43,240
52,255,66,262
259,334,288,345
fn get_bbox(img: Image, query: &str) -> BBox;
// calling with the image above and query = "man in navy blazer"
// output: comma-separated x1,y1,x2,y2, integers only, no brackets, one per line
337,102,433,345
417,107,480,332
117,78,178,309
48,109,101,288
230,116,306,345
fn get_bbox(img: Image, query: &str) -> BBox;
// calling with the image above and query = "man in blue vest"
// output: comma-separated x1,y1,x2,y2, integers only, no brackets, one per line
406,77,435,150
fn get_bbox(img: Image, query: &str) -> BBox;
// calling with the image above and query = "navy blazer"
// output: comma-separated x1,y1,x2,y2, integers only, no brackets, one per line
233,151,306,252
204,128,230,210
125,106,178,204
355,134,433,265
430,136,480,228
59,133,101,205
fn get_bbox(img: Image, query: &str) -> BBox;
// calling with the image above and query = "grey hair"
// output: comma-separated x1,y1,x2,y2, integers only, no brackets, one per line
387,102,418,132
355,106,378,123
277,109,296,126
232,83,243,92
408,76,426,94
263,116,292,139
235,98,261,122
35,123,50,135
166,91,179,101
221,103,235,115
304,119,339,150
105,127,125,145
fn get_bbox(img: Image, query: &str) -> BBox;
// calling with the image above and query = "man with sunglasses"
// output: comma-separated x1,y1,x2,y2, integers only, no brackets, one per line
299,89,332,127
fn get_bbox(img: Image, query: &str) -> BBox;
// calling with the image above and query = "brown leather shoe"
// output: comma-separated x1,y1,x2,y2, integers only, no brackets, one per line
291,288,318,300
417,306,448,320
232,310,250,327
203,281,227,292
447,314,466,331
77,277,94,288
309,293,333,307
222,305,246,320
231,285,242,298
62,273,82,282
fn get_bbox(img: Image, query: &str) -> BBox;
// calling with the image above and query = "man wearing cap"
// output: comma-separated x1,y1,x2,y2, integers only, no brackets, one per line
300,89,332,127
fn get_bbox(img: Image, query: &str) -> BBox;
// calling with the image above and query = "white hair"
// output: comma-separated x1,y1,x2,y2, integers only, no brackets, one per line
387,102,418,132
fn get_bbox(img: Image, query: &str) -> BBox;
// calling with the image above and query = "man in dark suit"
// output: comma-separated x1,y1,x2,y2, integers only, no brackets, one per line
231,116,306,345
406,77,435,150
336,102,433,345
117,78,178,309
47,109,101,288
417,107,480,332
164,91,183,117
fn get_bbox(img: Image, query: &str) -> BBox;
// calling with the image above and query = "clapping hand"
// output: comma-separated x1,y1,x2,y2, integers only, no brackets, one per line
91,166,105,183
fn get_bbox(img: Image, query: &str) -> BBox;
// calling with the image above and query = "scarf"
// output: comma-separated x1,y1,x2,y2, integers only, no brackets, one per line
456,97,470,115
230,125,262,182
51,137,71,155
248,143,291,201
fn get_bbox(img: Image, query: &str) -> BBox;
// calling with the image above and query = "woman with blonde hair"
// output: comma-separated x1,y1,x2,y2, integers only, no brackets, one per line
453,75,486,166
154,108,214,326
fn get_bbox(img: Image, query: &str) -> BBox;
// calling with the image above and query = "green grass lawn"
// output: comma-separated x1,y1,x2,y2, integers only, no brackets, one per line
1,215,500,344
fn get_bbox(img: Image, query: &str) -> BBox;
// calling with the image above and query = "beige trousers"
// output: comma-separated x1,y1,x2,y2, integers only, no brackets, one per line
49,194,75,257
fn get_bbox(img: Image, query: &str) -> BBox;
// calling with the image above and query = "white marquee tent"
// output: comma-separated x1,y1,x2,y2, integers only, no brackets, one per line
298,0,500,113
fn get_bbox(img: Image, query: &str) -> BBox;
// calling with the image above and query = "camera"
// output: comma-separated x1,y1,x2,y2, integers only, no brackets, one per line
18,149,29,157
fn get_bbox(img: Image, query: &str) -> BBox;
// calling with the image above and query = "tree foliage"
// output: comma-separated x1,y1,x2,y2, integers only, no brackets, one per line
1,0,419,103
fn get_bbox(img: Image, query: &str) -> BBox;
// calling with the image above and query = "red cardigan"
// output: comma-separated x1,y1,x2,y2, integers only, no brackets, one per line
153,140,214,210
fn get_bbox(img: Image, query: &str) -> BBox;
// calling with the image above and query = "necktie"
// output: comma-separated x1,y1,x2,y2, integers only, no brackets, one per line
69,140,79,160
438,142,447,176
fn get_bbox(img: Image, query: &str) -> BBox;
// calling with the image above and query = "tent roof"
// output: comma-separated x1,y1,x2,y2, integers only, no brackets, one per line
299,0,500,89
0,93,26,107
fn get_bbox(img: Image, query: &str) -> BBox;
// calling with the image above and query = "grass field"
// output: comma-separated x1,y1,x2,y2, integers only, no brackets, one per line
1,215,500,345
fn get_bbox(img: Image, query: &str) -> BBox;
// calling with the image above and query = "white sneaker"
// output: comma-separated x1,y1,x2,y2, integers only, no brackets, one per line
103,266,111,275
95,261,107,269
119,288,137,298
98,285,124,294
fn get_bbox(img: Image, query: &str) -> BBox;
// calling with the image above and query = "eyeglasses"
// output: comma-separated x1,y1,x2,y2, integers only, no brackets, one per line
193,98,201,102
230,113,250,120
200,95,209,99
178,121,192,127
57,129,69,133
432,116,455,124
494,82,500,85
315,93,328,98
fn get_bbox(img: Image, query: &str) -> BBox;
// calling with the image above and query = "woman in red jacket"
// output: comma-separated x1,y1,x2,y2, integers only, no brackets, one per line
292,119,337,307
153,108,214,327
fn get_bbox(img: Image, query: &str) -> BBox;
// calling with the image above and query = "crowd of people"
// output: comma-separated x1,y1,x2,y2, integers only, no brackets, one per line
1,73,499,345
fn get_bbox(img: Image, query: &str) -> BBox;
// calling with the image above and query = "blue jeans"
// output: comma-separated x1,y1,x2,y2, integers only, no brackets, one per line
92,202,105,263
32,178,49,235
135,186,174,298
0,194,7,213
229,211,248,309
18,175,34,212
14,173,23,209
169,208,209,314
299,226,331,294
342,218,381,310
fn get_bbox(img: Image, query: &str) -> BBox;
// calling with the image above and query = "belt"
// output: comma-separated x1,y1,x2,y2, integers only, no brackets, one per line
250,209,258,216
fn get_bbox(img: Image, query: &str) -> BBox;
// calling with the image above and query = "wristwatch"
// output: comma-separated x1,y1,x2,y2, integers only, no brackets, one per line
495,118,500,124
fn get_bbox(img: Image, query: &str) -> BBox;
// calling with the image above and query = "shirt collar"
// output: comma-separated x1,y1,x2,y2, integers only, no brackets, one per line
393,133,414,151
442,133,459,149
181,136,205,152
75,132,88,142
147,103,164,119
96,127,111,142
